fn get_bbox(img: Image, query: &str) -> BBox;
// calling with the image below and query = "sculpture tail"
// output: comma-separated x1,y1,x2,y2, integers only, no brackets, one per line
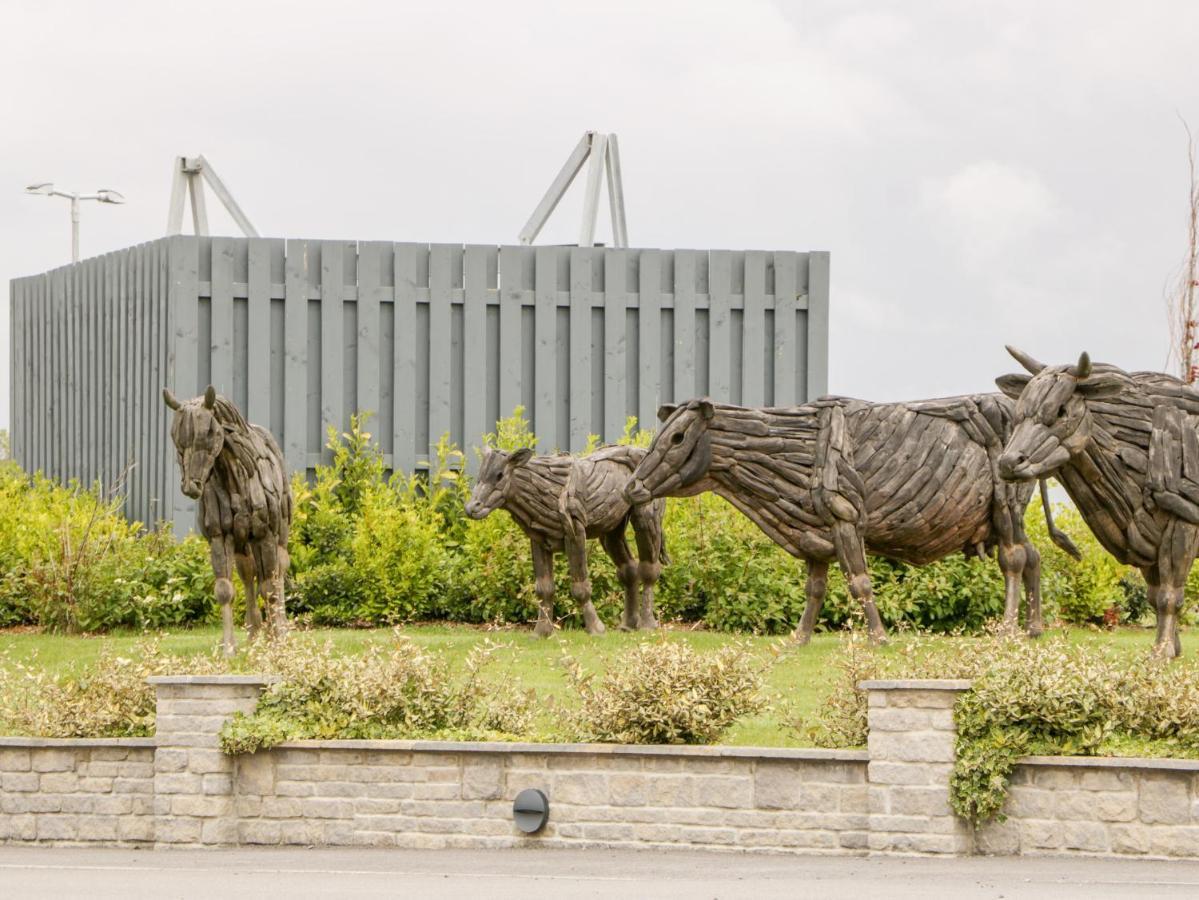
1040,477,1081,561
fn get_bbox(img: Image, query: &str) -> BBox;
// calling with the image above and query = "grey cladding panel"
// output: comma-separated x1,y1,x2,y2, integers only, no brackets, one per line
9,238,828,526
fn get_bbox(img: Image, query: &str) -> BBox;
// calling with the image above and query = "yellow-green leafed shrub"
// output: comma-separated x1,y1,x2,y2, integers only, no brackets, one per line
561,638,767,744
0,462,214,632
219,635,534,754
1024,501,1130,625
0,640,224,738
350,484,450,623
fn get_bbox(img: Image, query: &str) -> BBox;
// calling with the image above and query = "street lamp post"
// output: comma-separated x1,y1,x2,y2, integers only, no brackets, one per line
25,183,125,262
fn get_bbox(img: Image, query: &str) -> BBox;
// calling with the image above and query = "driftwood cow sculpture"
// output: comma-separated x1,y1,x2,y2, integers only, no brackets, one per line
625,396,1076,644
164,385,292,656
465,445,667,637
998,347,1199,658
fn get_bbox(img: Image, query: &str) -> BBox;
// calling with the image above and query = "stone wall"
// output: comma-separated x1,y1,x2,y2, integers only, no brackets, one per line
0,738,155,844
232,742,869,852
976,757,1199,858
1,675,1198,859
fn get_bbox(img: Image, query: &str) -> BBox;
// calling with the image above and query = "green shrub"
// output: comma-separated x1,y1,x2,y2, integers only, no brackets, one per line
1025,500,1129,625
0,463,215,633
351,483,450,622
946,639,1199,824
219,635,533,753
561,638,767,744
0,639,224,738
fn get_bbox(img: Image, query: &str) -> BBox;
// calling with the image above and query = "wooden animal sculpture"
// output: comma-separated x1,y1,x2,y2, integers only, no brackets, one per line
998,347,1199,658
465,445,668,637
163,385,293,656
624,397,1077,644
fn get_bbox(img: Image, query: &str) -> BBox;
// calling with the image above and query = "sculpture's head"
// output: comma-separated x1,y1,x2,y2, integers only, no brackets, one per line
465,447,534,519
624,399,715,505
163,384,225,499
996,346,1128,481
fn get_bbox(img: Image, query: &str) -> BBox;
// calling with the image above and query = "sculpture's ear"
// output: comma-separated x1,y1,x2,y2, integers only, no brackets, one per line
508,447,534,468
657,404,678,423
697,400,715,421
995,373,1031,400
203,385,217,409
1077,373,1125,399
162,387,182,411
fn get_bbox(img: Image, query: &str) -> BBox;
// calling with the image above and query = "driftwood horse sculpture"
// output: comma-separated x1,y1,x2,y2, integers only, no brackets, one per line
998,347,1199,657
625,396,1076,643
465,445,667,637
163,385,292,655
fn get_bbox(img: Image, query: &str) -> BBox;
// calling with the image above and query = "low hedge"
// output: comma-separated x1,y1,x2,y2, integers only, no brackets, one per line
0,409,1173,635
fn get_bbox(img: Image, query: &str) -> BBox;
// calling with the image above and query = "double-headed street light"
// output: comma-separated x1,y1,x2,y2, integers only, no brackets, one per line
25,182,125,262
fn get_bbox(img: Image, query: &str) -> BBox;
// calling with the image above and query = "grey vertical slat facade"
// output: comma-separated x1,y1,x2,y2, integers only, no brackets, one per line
9,236,830,532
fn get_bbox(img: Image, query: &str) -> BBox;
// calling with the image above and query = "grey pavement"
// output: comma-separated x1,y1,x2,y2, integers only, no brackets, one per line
2,846,1199,899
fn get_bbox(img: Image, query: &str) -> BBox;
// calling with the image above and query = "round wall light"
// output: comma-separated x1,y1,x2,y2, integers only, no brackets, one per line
513,788,549,834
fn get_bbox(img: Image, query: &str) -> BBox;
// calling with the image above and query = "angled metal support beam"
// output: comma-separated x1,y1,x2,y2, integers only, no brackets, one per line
192,155,259,238
604,134,628,248
577,133,608,247
519,132,594,245
165,155,259,238
166,156,189,235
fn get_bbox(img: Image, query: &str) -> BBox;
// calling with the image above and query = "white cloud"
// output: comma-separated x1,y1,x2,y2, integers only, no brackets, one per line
919,161,1061,262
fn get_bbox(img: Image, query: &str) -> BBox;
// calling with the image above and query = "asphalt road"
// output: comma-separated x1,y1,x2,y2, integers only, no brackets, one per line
2,846,1199,899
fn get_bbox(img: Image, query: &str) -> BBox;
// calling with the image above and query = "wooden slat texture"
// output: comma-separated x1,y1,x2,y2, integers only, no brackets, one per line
463,245,490,468
742,250,767,407
283,239,310,474
569,247,593,450
673,250,697,403
319,240,345,463
169,236,199,400
357,241,384,421
709,250,732,402
807,250,831,400
210,237,235,396
10,278,22,464
533,245,557,452
8,237,828,526
427,244,454,459
246,239,274,426
773,252,798,407
497,245,528,421
604,249,628,441
393,243,419,474
638,250,662,432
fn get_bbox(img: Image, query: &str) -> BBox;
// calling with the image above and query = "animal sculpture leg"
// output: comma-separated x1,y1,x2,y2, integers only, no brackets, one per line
831,522,887,643
236,553,263,638
1153,524,1196,658
530,542,557,639
268,543,290,637
996,540,1027,635
1020,540,1044,637
210,536,237,657
600,530,640,631
565,533,605,636
630,506,662,630
792,559,830,645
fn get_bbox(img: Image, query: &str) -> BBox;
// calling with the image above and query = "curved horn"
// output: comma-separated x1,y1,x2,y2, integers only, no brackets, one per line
1070,351,1092,380
1005,345,1045,375
203,385,217,409
162,387,181,411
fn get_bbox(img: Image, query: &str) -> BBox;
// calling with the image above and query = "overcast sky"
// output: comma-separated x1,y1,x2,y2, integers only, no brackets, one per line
3,0,1198,431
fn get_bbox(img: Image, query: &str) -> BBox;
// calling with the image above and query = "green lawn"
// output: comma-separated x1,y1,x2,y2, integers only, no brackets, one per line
0,623,1166,747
